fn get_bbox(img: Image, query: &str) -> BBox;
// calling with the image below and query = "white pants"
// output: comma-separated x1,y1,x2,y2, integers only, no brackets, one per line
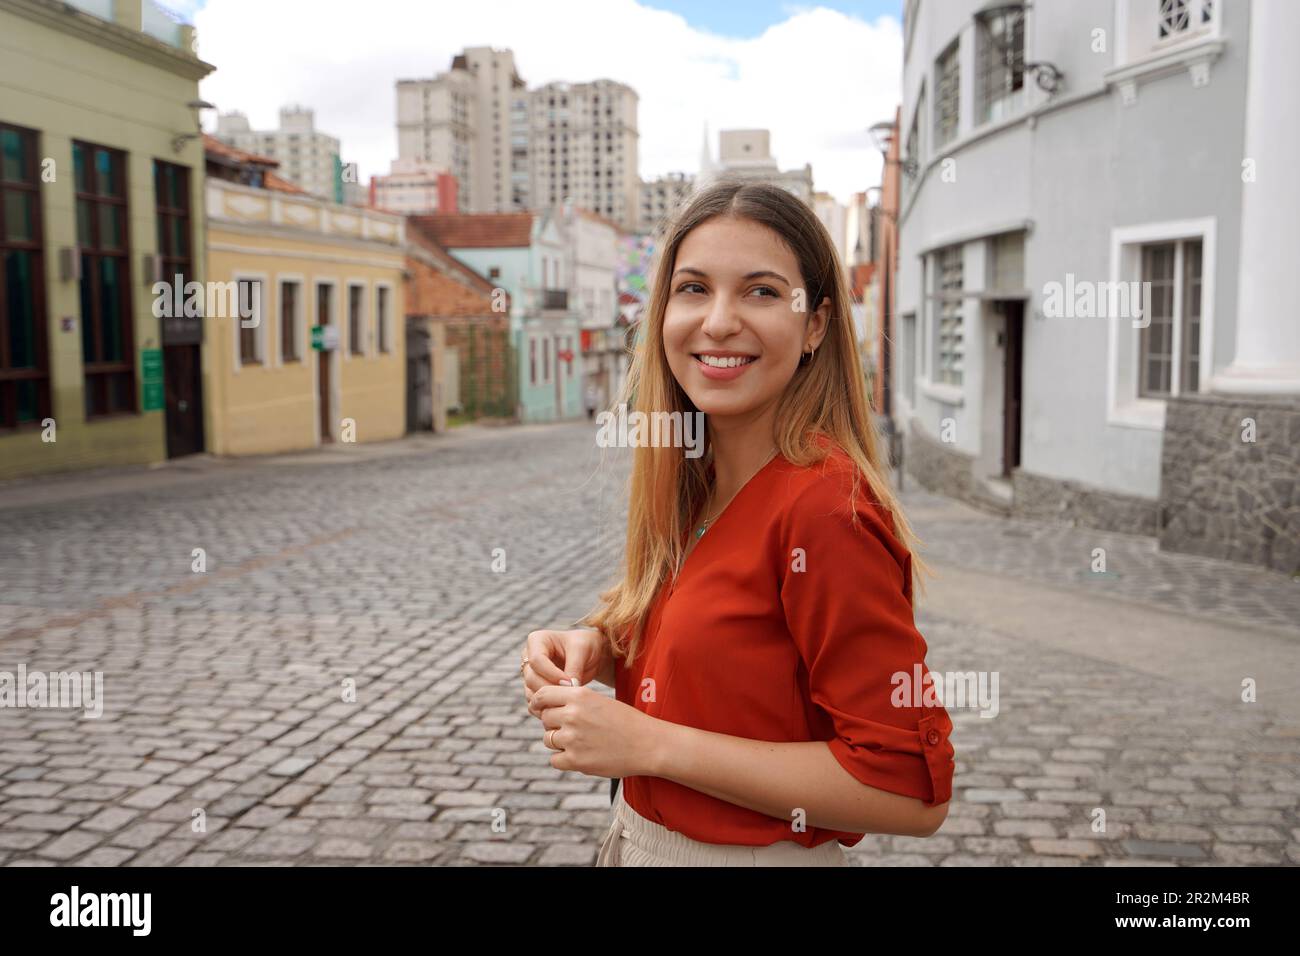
595,784,850,867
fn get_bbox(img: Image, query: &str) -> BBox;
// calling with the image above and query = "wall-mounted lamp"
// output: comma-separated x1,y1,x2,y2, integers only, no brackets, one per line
868,121,919,180
172,98,217,154
980,4,1065,95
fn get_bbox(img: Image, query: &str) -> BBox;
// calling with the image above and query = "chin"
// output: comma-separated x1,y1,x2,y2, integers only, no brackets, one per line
686,393,758,418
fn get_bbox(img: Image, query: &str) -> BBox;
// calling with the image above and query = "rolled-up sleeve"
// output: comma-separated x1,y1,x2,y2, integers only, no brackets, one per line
779,467,954,808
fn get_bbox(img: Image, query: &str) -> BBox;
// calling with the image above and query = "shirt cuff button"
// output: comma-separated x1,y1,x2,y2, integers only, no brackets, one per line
925,729,940,746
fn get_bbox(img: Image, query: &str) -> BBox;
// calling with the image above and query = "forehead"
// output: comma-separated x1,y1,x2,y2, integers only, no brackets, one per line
675,216,798,275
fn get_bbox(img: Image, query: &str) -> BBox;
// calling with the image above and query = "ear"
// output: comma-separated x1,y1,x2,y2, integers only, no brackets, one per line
805,296,832,351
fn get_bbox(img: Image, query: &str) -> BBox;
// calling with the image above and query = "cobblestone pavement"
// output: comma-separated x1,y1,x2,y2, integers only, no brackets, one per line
0,420,1296,866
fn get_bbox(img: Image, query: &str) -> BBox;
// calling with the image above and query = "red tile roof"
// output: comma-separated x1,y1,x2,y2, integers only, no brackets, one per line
407,221,499,296
410,212,535,248
203,133,278,169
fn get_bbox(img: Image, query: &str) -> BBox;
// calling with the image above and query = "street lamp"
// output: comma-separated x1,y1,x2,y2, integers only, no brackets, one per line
980,3,1064,94
172,99,216,154
868,120,918,179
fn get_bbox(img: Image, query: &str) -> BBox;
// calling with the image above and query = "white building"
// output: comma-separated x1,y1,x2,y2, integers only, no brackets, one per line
813,191,849,272
215,106,341,200
396,48,641,232
528,79,640,233
370,158,454,215
638,171,694,237
561,205,628,412
895,0,1299,573
396,46,522,215
698,129,813,205
845,190,881,268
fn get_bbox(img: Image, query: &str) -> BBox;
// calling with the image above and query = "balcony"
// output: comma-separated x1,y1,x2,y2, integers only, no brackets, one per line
542,289,568,310
63,0,195,51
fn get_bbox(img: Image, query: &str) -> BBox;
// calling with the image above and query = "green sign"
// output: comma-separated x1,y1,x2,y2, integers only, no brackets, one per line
141,348,164,412
311,325,339,351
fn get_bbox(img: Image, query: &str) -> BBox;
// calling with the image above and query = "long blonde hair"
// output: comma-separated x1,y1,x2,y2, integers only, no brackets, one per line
579,179,923,665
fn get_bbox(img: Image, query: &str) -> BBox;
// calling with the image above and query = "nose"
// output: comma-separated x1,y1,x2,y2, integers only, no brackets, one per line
700,290,743,339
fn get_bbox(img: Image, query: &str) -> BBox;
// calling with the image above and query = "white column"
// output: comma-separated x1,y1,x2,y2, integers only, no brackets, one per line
1212,0,1300,395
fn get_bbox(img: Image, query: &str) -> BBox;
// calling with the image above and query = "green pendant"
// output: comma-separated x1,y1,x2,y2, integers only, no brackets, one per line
695,524,707,539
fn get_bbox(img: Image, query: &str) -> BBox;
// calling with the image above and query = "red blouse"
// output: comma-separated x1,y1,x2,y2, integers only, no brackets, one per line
614,436,955,848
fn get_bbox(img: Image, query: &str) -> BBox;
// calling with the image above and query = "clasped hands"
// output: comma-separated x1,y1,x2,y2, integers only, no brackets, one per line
519,627,660,779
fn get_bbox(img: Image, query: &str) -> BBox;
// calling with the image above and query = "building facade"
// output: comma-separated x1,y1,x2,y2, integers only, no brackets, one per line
698,129,814,205
405,222,514,427
215,106,343,201
413,210,584,423
637,171,694,237
527,79,640,233
204,140,406,455
563,205,626,415
396,48,642,232
396,47,523,216
0,0,212,480
370,158,457,216
896,0,1299,572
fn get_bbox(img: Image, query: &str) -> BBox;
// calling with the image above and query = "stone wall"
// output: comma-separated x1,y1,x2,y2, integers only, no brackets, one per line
1010,469,1159,536
1160,393,1300,574
903,420,992,508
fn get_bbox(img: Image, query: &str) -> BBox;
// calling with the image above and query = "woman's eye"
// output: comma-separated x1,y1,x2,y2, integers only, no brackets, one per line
677,282,706,295
752,286,779,298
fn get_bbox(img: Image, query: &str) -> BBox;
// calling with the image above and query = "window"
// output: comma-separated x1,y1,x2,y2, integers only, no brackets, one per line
566,335,573,377
347,283,365,355
74,140,134,417
1158,0,1215,40
934,41,960,148
1138,238,1202,398
153,160,191,303
543,337,550,381
237,278,264,365
529,336,537,384
280,280,300,362
933,245,963,386
376,285,391,353
977,8,1025,123
0,123,49,429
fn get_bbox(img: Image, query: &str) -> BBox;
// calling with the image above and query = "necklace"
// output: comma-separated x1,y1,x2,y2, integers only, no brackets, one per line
694,445,779,539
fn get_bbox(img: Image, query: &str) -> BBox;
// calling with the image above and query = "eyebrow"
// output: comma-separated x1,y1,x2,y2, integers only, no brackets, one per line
671,267,791,287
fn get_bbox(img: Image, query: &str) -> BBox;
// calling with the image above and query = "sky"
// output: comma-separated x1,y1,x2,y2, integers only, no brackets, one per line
176,0,903,205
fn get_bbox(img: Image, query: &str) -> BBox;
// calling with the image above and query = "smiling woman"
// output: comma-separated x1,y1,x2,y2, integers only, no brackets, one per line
520,179,954,867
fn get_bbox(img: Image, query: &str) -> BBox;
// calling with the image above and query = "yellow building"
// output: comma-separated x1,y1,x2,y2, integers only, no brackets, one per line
0,0,213,480
204,139,406,455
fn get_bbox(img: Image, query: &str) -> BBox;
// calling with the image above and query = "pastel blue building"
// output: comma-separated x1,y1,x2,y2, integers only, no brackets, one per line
414,208,585,423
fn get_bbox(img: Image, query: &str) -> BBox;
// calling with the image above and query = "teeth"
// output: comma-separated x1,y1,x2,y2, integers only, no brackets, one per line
698,355,755,368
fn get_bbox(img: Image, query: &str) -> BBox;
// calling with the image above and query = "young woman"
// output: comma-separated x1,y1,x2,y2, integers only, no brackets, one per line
521,180,955,866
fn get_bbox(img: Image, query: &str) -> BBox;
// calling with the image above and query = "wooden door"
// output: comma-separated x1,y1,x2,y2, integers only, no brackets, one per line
1001,300,1024,477
318,284,333,443
163,343,204,458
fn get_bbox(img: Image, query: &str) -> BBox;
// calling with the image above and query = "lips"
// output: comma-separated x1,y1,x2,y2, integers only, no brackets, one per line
693,352,759,381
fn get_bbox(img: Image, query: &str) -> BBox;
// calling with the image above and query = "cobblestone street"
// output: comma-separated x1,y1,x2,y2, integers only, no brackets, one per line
1,420,1297,866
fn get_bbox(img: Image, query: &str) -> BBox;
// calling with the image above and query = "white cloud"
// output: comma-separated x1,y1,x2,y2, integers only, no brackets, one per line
194,0,900,205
